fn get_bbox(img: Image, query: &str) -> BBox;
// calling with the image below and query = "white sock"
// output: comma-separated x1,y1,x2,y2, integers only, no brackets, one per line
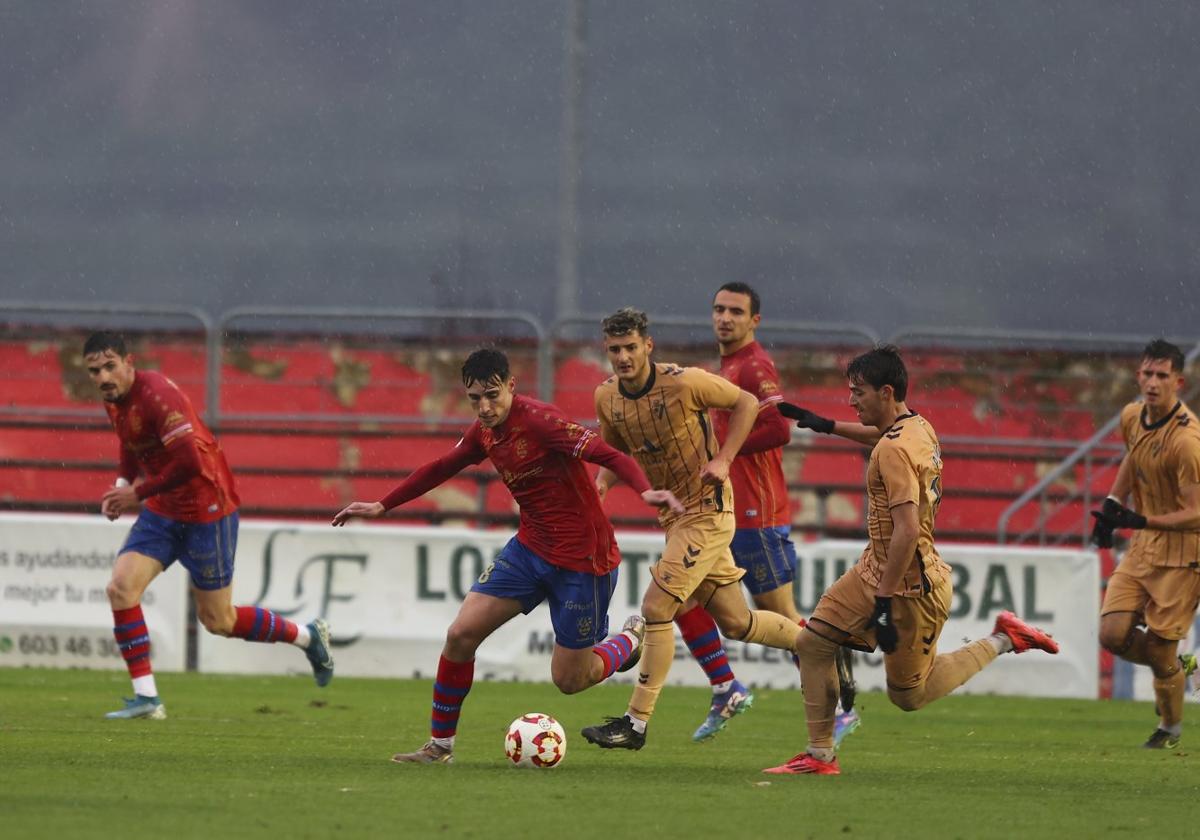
293,625,312,648
989,633,1013,655
432,736,454,749
132,675,158,698
625,714,648,734
712,679,734,695
1165,722,1182,737
808,745,835,763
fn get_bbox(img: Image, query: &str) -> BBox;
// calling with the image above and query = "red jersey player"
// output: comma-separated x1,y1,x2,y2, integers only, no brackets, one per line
332,348,683,764
671,283,860,746
85,331,334,720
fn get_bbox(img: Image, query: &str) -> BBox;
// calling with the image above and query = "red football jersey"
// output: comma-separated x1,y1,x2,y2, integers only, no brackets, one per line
105,370,239,523
713,341,790,529
459,394,620,575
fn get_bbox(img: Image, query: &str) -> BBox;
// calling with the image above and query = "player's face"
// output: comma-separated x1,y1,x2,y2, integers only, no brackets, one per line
466,375,516,428
1137,357,1183,409
711,290,760,350
605,332,654,387
848,376,889,427
85,349,136,402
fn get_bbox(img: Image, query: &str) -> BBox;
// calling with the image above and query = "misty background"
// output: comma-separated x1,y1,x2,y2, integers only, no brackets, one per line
3,1,1199,338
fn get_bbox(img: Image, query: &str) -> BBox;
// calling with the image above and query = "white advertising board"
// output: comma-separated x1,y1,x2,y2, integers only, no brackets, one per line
196,521,1100,699
0,512,188,671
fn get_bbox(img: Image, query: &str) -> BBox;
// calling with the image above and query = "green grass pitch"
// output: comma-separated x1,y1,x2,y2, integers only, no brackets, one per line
2,667,1196,839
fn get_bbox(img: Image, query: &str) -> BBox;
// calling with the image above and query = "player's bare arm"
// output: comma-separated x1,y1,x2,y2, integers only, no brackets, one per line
595,466,616,500
331,501,386,526
700,388,757,486
877,501,920,597
778,401,881,447
100,484,141,519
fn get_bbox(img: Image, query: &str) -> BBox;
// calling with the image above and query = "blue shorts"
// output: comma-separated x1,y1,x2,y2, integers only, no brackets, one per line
730,526,797,596
471,537,616,649
120,509,238,591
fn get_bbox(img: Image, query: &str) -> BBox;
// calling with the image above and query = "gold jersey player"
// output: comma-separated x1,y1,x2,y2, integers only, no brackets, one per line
673,282,860,745
1091,339,1200,750
764,345,1059,776
581,307,807,751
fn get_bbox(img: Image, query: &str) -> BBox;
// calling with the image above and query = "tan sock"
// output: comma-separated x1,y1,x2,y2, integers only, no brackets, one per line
1154,667,1186,728
627,621,676,722
795,629,840,751
889,639,998,711
740,610,803,652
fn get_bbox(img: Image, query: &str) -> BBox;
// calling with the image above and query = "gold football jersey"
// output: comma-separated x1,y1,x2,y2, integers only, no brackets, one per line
1120,400,1200,568
856,412,950,597
594,363,744,521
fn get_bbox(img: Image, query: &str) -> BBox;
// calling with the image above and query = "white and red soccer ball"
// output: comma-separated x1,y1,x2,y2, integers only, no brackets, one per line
504,713,566,768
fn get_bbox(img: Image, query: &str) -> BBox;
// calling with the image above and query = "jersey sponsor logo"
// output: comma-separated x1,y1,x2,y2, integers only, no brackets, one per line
501,465,544,486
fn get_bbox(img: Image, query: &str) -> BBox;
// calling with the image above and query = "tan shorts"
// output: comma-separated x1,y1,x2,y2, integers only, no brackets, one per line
810,566,952,691
650,510,744,603
1101,552,1200,641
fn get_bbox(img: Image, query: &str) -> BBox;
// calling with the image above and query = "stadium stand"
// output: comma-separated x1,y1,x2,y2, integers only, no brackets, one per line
1,328,1159,545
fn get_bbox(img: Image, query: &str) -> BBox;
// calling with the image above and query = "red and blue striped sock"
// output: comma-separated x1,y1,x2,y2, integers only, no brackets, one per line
431,655,474,745
591,633,635,681
113,605,153,680
676,603,734,689
232,606,299,643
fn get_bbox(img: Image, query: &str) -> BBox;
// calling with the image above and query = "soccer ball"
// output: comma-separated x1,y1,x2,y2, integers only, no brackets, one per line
504,712,567,768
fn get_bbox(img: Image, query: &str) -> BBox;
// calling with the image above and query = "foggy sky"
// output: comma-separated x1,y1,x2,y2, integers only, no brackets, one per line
2,1,1199,341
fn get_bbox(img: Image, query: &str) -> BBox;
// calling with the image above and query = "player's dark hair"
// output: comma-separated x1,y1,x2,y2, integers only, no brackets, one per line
715,282,760,316
461,348,510,387
83,331,127,358
1142,338,1185,373
846,344,908,401
601,307,650,338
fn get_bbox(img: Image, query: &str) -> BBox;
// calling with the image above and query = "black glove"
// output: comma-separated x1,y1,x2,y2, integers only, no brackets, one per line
777,401,835,434
1090,496,1147,535
1090,510,1115,549
865,596,898,654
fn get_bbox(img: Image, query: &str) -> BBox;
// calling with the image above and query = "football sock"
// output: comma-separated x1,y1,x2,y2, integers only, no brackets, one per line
740,610,803,651
627,620,675,722
113,605,155,695
888,639,998,711
1153,666,1186,728
293,624,312,649
795,628,840,750
807,746,836,763
591,632,635,682
431,655,474,741
675,603,735,688
712,679,734,695
231,606,299,643
989,633,1013,655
